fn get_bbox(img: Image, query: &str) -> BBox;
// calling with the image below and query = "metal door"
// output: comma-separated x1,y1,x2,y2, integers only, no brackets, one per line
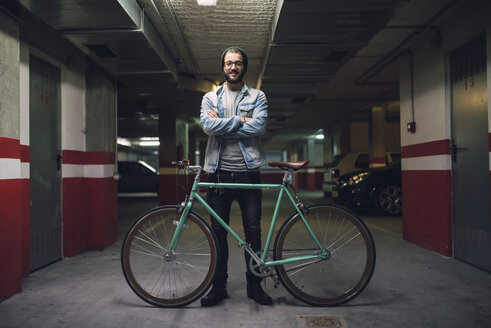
450,34,491,272
29,55,62,270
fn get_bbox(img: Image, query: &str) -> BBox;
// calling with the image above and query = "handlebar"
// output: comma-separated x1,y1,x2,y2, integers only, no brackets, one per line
171,159,203,177
171,159,190,167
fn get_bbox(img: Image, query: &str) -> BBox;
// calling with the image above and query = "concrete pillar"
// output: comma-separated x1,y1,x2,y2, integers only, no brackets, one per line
158,112,180,205
0,5,22,301
370,107,387,167
176,119,188,160
323,128,334,165
84,67,118,250
188,130,197,165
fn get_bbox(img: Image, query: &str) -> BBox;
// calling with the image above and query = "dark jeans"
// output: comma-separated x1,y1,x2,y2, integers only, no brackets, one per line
207,170,262,288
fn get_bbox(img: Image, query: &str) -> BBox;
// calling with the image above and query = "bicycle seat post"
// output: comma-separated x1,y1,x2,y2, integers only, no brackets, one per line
282,169,293,186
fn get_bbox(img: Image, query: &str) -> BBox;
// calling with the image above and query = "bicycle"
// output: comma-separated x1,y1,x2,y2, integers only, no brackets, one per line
121,160,376,307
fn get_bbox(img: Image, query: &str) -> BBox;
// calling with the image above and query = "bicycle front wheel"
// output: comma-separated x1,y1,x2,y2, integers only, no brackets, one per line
274,204,376,306
121,206,218,307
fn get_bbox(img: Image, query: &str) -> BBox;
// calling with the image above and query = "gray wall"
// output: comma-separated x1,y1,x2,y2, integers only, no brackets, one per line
85,67,117,153
0,9,20,139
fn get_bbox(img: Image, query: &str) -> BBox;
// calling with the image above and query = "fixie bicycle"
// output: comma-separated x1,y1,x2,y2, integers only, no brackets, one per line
121,160,376,307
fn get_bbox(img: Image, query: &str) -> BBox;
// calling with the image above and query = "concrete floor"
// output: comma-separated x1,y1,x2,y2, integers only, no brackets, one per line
1,191,490,328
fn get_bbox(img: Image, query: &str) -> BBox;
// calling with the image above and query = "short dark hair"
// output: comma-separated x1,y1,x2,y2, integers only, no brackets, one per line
221,46,248,73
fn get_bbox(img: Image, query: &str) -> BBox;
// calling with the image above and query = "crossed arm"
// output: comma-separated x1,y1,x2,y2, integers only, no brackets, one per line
206,110,252,123
200,92,267,138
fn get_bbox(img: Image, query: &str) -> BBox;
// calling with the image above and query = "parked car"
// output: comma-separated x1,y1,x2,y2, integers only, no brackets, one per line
322,152,400,197
117,161,159,194
332,159,402,216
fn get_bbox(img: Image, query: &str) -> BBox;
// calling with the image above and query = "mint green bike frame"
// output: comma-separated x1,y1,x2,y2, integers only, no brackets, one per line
167,171,330,269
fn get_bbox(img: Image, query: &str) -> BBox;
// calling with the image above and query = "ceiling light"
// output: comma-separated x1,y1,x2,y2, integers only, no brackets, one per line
117,137,131,147
197,0,217,6
139,141,160,147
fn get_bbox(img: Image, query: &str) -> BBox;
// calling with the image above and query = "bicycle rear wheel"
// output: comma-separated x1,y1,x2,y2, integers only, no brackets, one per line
121,206,218,307
273,204,376,306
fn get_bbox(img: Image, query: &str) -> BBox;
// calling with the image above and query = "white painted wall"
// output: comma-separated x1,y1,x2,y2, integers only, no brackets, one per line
399,1,491,170
61,67,86,151
399,35,448,150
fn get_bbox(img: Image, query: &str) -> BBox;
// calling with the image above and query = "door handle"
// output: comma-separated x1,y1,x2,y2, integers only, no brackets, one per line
56,154,62,171
449,143,467,163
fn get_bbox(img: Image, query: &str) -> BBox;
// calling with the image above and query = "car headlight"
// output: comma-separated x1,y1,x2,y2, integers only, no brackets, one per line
347,172,369,185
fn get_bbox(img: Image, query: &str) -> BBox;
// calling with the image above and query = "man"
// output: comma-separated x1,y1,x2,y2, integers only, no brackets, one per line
199,46,272,307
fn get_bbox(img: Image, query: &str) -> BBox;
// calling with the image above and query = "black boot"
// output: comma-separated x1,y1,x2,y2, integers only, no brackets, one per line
247,282,272,305
200,286,228,307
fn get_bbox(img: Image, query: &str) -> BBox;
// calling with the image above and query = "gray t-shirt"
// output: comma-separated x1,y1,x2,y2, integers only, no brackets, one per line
219,86,247,171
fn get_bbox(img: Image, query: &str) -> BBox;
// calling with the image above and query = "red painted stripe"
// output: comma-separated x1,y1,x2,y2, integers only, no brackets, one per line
62,150,85,164
63,177,118,256
20,145,29,163
402,170,452,256
0,179,22,301
401,139,451,158
159,174,183,205
86,178,117,249
85,151,115,165
0,137,20,159
62,177,88,257
20,179,30,277
62,150,114,165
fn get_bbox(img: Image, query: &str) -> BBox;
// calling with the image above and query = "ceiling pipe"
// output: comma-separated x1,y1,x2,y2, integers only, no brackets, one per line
137,0,180,60
256,0,284,90
159,0,200,75
353,0,460,86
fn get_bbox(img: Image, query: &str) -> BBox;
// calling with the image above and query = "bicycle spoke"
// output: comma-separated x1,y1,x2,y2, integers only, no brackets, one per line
121,207,217,307
274,205,376,306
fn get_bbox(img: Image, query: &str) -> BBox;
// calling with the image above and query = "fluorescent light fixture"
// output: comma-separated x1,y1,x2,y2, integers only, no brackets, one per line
139,141,160,147
138,160,157,173
315,134,325,140
117,137,131,147
197,0,217,6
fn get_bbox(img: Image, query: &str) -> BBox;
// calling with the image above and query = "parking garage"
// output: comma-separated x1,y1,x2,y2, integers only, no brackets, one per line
0,0,490,327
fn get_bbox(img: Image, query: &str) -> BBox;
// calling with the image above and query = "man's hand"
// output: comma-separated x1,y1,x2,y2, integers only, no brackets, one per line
207,110,219,118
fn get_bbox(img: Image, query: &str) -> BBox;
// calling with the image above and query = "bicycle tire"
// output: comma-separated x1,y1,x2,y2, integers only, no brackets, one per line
273,204,376,306
121,206,218,307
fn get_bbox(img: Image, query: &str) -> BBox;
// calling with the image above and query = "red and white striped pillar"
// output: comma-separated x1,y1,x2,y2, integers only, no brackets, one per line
158,113,182,205
0,137,23,301
401,140,452,256
61,150,118,257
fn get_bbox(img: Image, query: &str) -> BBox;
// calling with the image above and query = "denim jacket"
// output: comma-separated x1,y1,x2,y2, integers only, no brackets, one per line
200,83,268,173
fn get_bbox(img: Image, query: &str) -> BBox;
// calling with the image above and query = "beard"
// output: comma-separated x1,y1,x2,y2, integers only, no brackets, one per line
223,69,244,84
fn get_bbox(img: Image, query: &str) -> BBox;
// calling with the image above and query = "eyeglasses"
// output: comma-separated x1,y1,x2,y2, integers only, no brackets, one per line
224,61,243,68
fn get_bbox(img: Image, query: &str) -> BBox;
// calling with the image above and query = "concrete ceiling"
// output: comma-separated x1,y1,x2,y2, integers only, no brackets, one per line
18,0,460,149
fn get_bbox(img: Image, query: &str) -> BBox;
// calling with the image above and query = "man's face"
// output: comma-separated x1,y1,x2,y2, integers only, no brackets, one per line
223,51,245,84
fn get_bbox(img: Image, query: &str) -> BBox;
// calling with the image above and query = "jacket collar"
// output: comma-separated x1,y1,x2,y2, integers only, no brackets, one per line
216,82,249,97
